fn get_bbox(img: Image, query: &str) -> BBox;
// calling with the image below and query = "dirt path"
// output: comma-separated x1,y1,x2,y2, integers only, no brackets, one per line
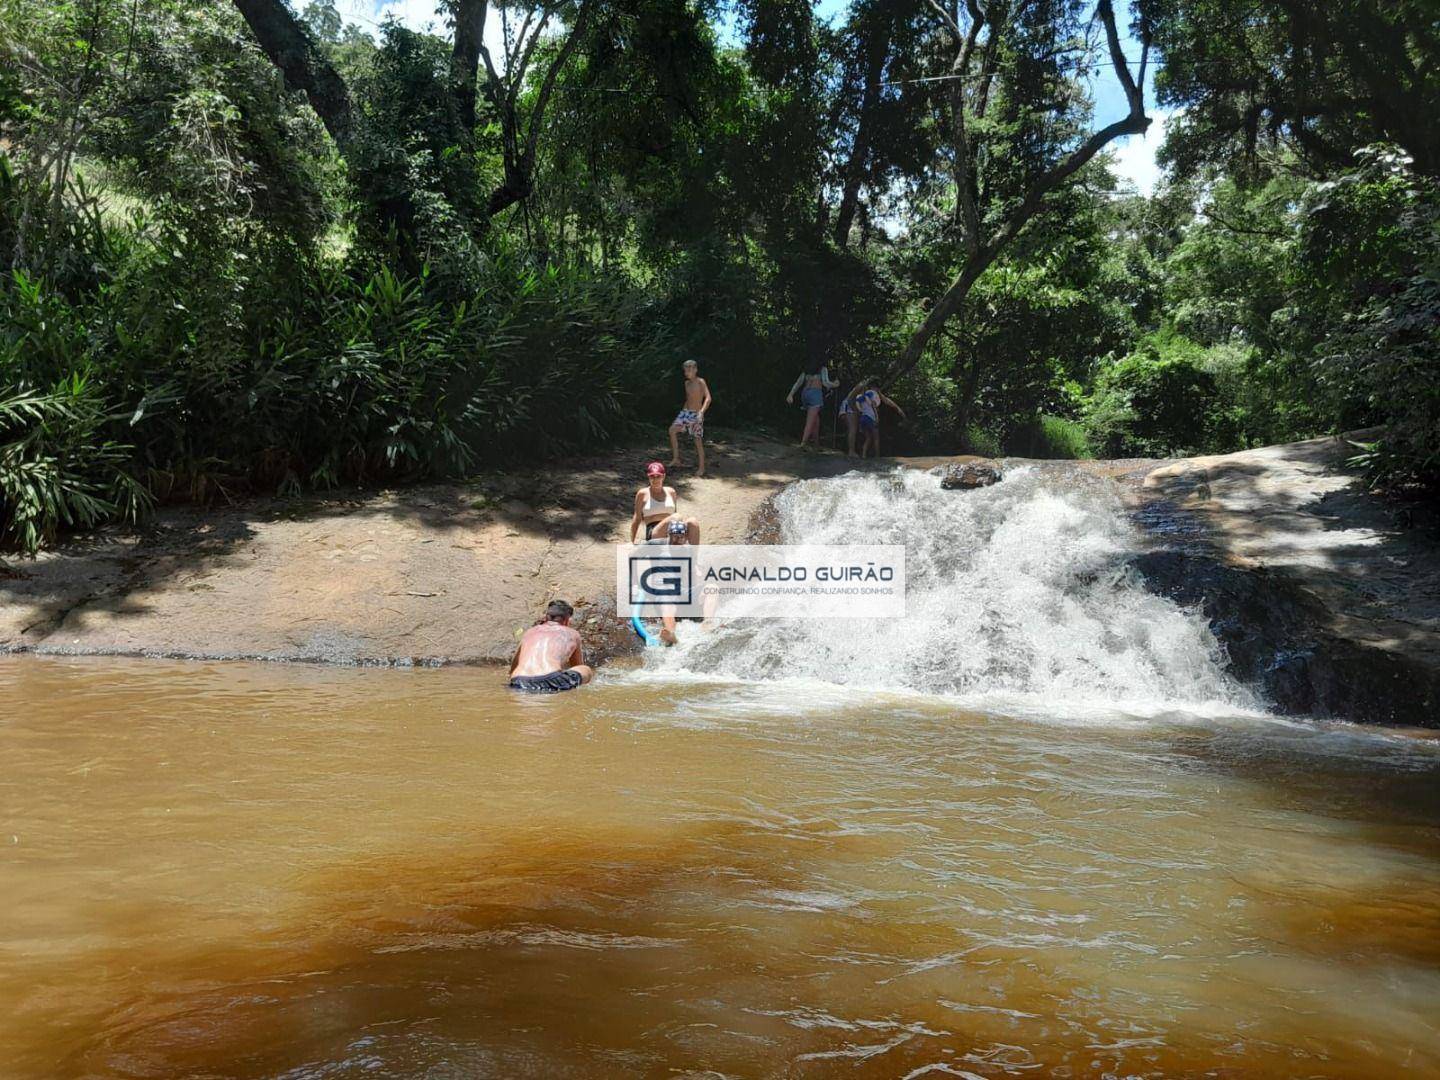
0,432,870,665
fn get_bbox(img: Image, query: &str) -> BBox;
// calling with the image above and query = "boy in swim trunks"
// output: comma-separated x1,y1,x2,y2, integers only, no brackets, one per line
668,359,712,477
508,600,595,693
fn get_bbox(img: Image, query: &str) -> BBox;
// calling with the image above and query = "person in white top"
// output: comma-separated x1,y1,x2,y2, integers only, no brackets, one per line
630,461,699,544
846,381,906,458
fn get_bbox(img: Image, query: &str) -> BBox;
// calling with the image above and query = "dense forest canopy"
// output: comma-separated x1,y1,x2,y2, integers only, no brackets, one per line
1,0,1436,552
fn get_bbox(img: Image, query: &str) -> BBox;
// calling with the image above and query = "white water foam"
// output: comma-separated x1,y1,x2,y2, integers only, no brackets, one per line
638,466,1260,716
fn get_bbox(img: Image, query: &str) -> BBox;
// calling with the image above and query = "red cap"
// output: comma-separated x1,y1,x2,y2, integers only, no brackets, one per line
646,461,666,477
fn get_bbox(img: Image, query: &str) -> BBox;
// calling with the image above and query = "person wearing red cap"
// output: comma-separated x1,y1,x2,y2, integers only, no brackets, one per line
629,461,699,545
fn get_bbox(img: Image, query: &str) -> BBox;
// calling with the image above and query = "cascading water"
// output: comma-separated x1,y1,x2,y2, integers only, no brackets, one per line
644,465,1258,715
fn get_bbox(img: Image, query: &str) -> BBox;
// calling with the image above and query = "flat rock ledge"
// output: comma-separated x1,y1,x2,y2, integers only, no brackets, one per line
1130,436,1440,728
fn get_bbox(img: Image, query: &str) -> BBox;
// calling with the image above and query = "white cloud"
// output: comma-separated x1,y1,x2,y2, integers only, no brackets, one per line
1109,109,1172,196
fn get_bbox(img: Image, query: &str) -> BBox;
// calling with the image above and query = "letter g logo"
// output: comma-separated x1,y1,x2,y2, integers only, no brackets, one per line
640,565,684,597
629,554,692,606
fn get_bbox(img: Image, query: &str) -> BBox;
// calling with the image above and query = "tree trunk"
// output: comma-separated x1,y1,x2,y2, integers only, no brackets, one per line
233,0,352,148
954,352,984,443
833,18,890,248
450,0,488,137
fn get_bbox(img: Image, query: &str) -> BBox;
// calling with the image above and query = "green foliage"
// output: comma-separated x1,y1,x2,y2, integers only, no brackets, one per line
1031,417,1082,460
0,295,150,553
1082,331,1238,458
961,424,1002,459
1297,148,1440,488
1153,0,1440,179
3,0,1438,555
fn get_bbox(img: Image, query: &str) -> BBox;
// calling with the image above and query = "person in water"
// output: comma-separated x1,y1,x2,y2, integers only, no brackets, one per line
786,361,840,449
644,517,692,645
508,599,594,693
630,461,699,545
848,381,905,458
668,359,712,477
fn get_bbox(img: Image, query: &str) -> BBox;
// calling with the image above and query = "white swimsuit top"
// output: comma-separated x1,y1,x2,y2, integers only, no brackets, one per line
642,487,675,518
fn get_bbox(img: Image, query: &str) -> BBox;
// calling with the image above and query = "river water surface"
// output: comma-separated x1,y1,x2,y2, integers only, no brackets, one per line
3,657,1440,1078
4,468,1440,1077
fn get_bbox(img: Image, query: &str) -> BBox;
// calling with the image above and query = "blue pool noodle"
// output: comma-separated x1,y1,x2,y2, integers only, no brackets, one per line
631,614,656,646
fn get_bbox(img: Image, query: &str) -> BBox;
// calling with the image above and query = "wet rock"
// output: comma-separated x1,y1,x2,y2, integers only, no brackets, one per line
1131,435,1440,728
1132,548,1440,728
941,462,1002,490
576,594,644,665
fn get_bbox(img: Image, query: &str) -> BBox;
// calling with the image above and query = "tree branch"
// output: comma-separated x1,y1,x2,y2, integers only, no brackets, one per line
925,0,963,44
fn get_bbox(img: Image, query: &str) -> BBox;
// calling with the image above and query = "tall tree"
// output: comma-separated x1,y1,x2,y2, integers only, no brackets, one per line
1153,0,1440,179
231,0,592,222
881,0,1152,386
470,0,594,215
831,1,893,248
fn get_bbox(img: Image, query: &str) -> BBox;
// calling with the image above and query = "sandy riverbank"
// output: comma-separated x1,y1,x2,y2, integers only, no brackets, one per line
0,431,905,665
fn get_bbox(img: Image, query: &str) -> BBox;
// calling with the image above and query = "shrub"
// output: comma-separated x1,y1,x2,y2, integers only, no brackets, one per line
1036,417,1088,457
0,378,150,555
1298,147,1440,490
1083,330,1234,457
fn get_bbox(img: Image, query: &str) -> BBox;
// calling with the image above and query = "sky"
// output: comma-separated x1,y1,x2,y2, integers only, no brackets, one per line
332,0,1169,194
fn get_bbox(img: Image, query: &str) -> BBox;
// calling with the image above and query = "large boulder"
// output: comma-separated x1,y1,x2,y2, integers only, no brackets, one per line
941,461,1003,490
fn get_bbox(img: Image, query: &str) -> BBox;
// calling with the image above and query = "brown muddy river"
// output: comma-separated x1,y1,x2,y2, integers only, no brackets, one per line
3,654,1439,1078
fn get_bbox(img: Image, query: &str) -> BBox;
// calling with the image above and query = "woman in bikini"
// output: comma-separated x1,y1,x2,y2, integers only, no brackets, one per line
786,361,840,449
630,461,700,545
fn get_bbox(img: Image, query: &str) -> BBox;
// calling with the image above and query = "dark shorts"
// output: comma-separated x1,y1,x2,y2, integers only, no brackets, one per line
859,413,878,432
508,670,584,694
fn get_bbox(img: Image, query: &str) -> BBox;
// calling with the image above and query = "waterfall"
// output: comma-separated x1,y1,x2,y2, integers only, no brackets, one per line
642,466,1257,715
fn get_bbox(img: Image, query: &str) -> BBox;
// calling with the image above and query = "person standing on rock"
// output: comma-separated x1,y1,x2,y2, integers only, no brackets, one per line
508,600,594,693
668,360,711,477
848,381,905,458
786,360,840,449
837,381,862,457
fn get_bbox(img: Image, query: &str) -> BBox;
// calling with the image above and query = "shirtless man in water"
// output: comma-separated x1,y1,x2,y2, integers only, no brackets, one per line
508,600,595,693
